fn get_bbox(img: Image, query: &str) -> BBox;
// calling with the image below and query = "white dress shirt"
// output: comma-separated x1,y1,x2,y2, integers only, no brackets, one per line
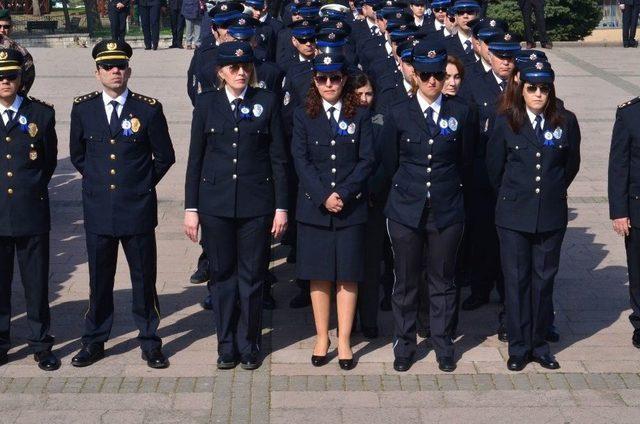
403,79,413,97
492,71,507,90
225,85,248,108
457,30,472,51
434,19,445,31
103,88,129,123
415,17,424,27
0,95,22,125
416,91,443,125
322,99,342,122
527,108,545,130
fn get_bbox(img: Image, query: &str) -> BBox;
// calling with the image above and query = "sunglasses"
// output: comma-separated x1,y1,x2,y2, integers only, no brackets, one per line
0,25,11,30
433,7,446,12
0,74,18,81
99,63,127,71
525,84,551,94
294,36,316,44
418,71,445,82
455,10,476,16
228,63,253,73
315,74,343,85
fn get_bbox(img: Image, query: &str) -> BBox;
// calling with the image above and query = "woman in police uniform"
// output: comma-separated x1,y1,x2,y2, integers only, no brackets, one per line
184,41,289,371
291,53,374,370
381,40,476,373
486,62,580,372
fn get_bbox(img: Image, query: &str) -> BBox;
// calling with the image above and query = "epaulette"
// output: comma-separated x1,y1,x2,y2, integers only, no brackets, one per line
130,92,159,106
27,96,54,109
618,97,640,109
73,91,100,104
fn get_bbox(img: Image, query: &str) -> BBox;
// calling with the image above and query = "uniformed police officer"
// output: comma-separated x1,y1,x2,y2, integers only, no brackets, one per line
69,40,175,369
184,42,289,370
608,94,640,348
444,0,479,67
291,53,374,370
0,48,60,371
486,62,580,371
382,40,476,372
108,0,130,43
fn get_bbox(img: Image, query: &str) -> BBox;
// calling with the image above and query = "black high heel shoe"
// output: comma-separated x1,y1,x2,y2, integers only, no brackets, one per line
311,340,331,367
338,358,355,370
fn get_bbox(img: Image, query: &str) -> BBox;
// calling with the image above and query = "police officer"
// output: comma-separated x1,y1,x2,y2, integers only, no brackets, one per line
291,53,374,370
619,0,640,48
108,0,129,43
138,0,162,50
609,94,640,348
0,48,59,371
486,62,580,371
382,40,476,372
0,11,36,96
69,40,175,368
444,0,479,66
184,42,289,370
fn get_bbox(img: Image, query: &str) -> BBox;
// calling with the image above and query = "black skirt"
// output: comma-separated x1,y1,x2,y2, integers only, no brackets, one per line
296,222,365,282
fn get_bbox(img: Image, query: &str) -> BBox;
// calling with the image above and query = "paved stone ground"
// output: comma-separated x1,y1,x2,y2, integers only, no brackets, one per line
0,46,639,423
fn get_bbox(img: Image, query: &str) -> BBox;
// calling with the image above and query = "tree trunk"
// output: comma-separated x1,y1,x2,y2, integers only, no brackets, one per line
83,0,103,34
62,0,72,30
31,0,41,16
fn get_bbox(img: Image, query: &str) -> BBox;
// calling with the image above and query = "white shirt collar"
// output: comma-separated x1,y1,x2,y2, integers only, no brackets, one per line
492,71,505,87
322,99,342,114
259,13,268,23
414,17,424,27
435,20,444,31
0,95,23,117
225,85,248,103
416,91,442,119
526,108,545,129
443,27,454,37
366,18,376,29
403,79,413,96
481,58,491,72
102,88,129,107
457,30,472,46
299,53,311,62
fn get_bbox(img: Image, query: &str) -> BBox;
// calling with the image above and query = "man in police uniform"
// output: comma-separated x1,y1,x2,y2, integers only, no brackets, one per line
609,95,640,348
0,10,35,96
0,48,59,371
69,40,175,368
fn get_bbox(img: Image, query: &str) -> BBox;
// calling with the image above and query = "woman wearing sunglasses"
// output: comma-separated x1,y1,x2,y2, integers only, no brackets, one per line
381,40,475,373
184,41,289,371
486,62,581,372
291,54,375,370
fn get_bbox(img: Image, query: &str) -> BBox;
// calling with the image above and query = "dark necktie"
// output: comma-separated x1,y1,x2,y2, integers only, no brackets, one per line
328,106,338,134
499,80,507,91
535,115,544,144
232,98,242,121
371,25,379,36
109,100,120,135
425,107,439,136
4,109,13,127
464,40,472,54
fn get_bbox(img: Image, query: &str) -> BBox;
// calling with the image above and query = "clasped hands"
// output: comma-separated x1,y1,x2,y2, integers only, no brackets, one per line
324,192,344,213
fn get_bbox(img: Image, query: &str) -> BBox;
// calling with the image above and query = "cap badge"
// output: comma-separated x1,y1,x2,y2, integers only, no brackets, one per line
504,33,512,41
489,20,496,27
0,51,7,60
323,56,332,64
336,22,343,28
221,4,228,10
302,20,309,26
239,18,246,25
235,49,244,57
535,62,544,70
530,53,537,60
427,50,436,58
328,32,336,40
106,42,117,51
396,12,402,18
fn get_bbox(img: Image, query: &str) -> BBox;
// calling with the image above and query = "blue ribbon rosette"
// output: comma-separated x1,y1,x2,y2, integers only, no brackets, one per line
439,118,452,136
121,119,133,136
18,115,28,133
337,121,348,136
542,130,555,147
239,105,253,120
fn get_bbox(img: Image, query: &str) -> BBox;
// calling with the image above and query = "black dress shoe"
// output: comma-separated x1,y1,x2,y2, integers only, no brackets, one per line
379,296,392,311
144,47,151,50
507,355,528,371
545,327,560,343
632,330,640,348
34,350,61,371
497,324,508,342
0,352,8,366
240,354,261,370
437,356,456,372
217,355,238,370
289,288,311,308
71,344,104,367
190,267,210,284
142,348,169,369
339,358,355,370
168,44,178,49
393,356,412,372
531,354,560,370
361,326,379,339
201,294,213,310
461,293,490,311
311,340,331,367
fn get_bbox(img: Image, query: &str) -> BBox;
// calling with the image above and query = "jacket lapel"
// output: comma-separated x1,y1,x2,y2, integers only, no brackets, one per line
4,98,30,134
90,95,111,137
520,120,541,149
410,97,428,134
214,89,238,126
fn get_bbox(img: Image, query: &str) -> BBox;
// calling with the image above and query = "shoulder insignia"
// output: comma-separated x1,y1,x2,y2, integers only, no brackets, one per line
73,91,100,104
618,97,640,109
27,96,54,109
131,92,159,106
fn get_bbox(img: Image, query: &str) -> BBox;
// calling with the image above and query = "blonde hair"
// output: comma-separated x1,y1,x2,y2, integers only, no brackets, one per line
216,63,259,89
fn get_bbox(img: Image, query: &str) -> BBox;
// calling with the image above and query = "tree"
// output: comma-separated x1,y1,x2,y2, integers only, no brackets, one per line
83,0,103,34
487,0,602,41
31,0,41,16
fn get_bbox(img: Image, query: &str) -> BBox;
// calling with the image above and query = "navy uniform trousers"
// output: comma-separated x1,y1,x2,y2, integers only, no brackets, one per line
108,2,129,43
0,234,53,353
388,206,463,359
82,231,162,352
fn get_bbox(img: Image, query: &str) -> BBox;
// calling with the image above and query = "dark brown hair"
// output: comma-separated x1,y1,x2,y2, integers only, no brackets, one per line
446,55,465,80
305,71,360,119
498,78,564,132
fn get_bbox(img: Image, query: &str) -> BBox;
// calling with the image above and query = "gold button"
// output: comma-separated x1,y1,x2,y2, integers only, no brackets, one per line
110,169,116,175
5,136,10,142
110,184,116,190
110,154,116,160
110,139,116,144
5,154,11,159
6,171,12,177
7,188,13,194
